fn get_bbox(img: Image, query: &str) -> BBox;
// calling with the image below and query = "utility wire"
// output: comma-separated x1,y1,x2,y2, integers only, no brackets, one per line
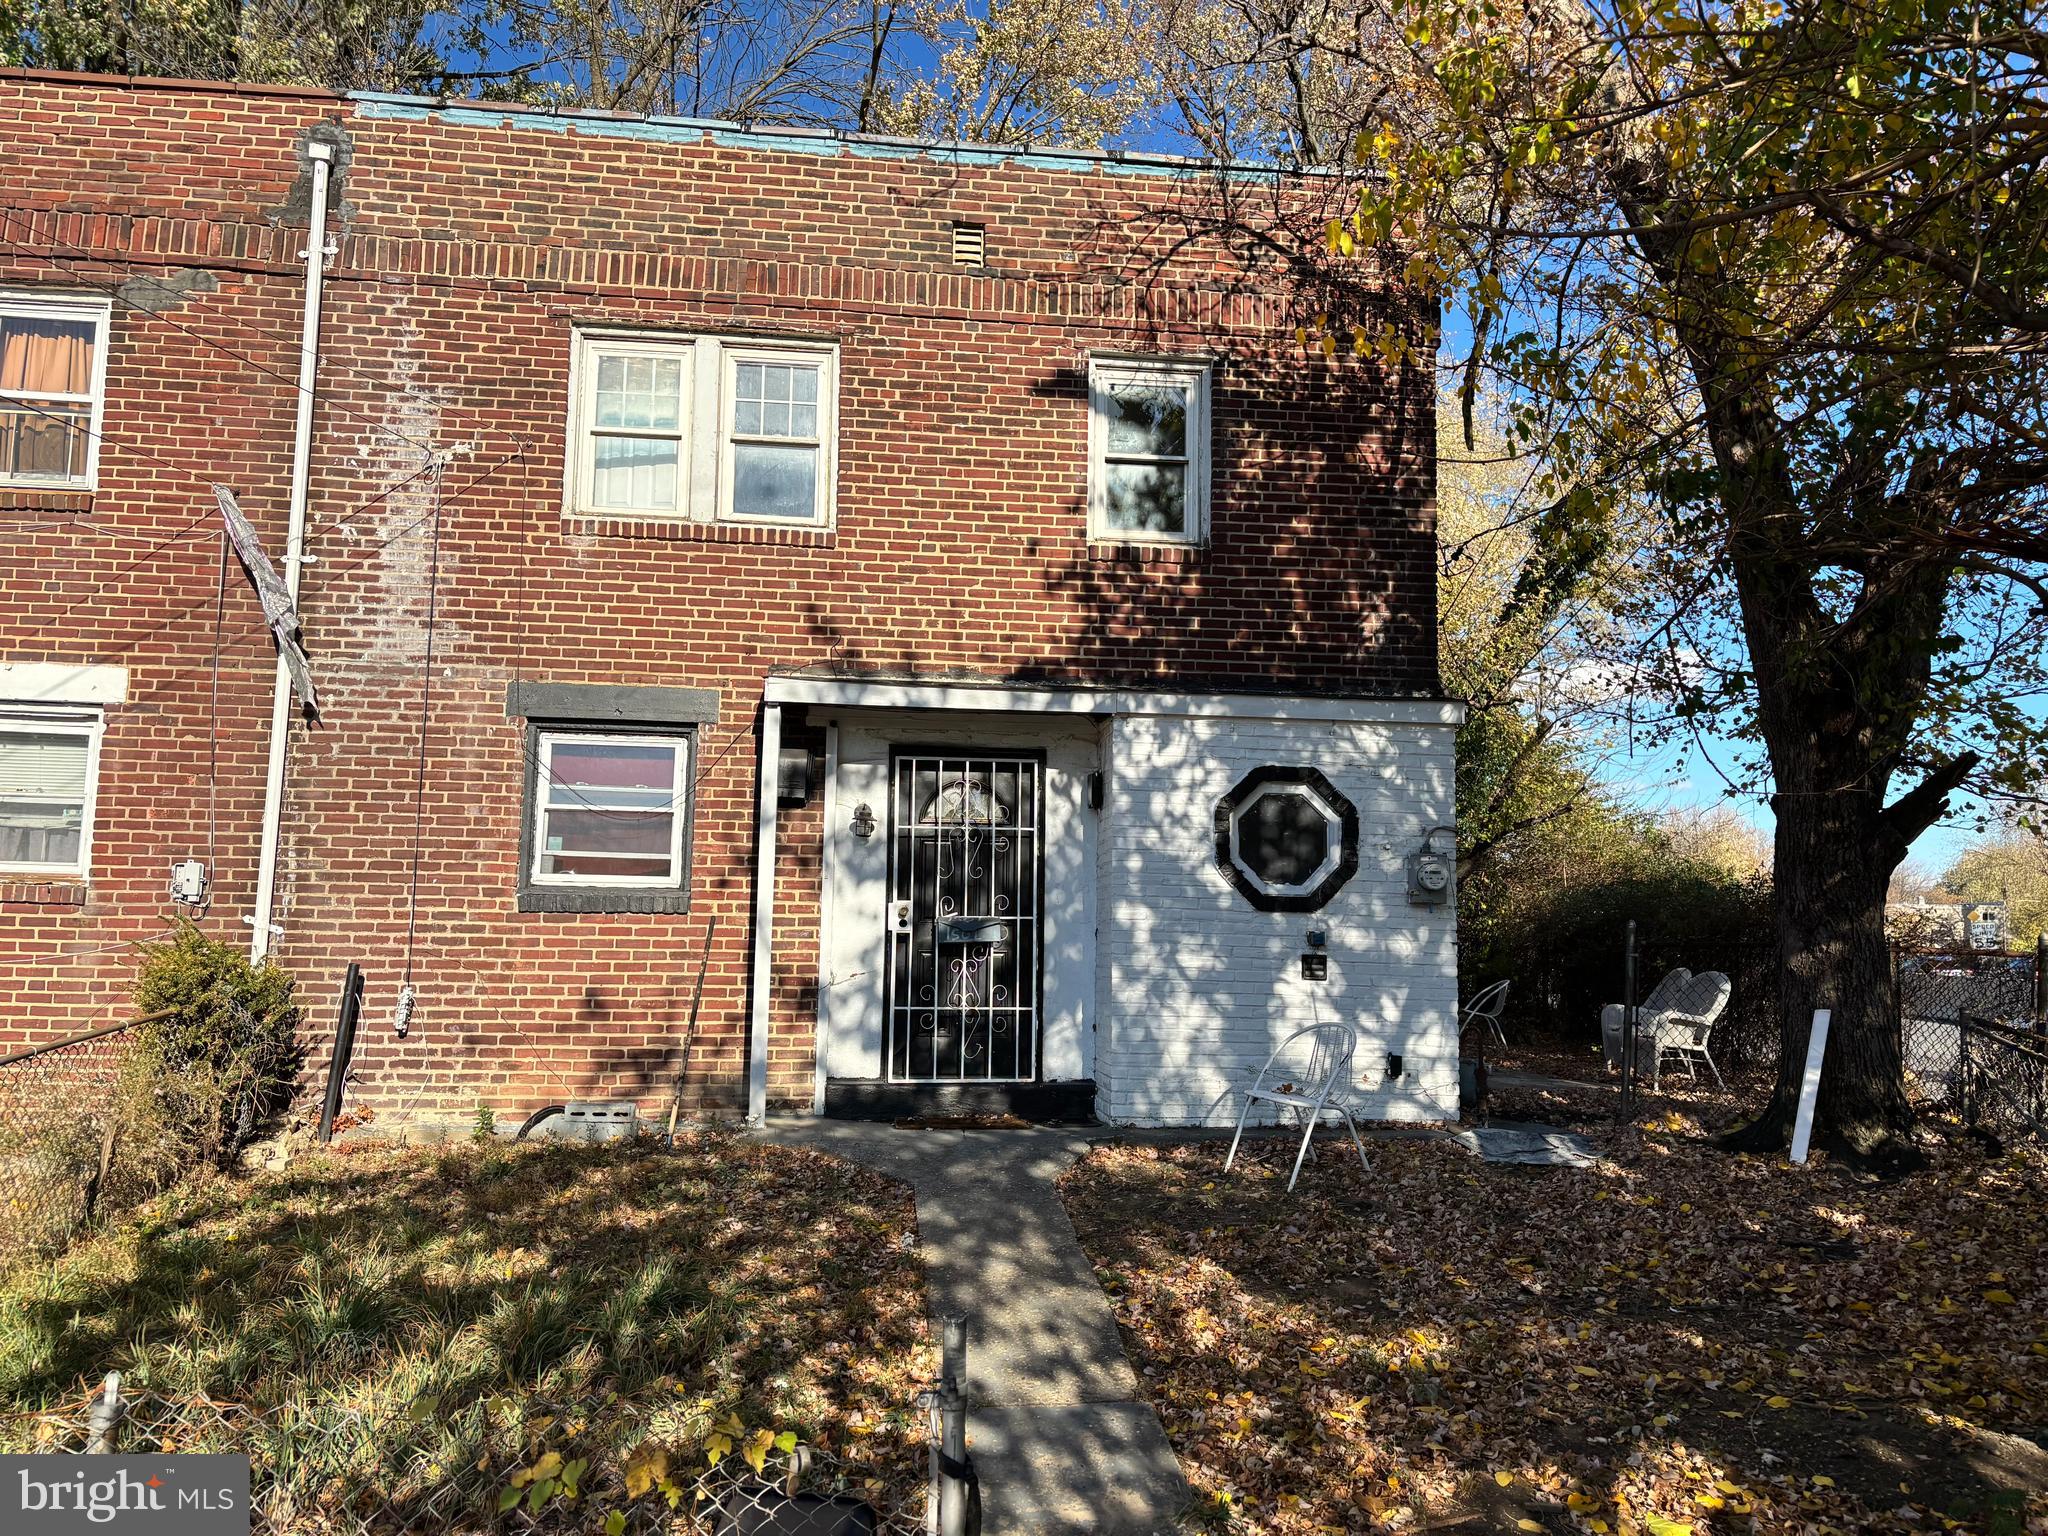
0,445,532,974
0,208,462,443
0,210,449,462
203,527,227,915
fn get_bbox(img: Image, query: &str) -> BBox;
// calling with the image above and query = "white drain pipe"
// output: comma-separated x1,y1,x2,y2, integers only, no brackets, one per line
250,139,335,961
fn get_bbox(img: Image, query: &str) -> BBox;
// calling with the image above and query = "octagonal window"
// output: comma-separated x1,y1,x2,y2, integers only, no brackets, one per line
1213,766,1359,912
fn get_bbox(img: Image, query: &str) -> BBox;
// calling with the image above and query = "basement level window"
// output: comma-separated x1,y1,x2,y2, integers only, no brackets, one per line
518,726,697,913
0,707,103,879
0,294,111,491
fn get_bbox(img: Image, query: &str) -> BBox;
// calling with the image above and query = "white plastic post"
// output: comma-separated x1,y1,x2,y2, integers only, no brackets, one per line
1789,1008,1831,1164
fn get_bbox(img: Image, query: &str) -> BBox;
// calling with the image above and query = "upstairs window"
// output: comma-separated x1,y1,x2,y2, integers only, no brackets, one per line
1088,356,1210,545
0,295,111,490
0,709,102,878
723,348,833,523
566,331,837,528
572,336,692,518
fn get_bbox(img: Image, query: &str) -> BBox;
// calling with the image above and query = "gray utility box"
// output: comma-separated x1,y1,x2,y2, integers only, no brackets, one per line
561,1101,637,1141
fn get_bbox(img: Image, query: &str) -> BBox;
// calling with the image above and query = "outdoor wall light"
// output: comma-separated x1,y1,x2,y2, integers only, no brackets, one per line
849,802,877,840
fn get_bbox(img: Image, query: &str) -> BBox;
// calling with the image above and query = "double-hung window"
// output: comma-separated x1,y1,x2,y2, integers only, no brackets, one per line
574,337,692,518
1087,355,1211,544
530,731,690,888
566,331,837,527
721,348,831,522
0,295,111,490
0,709,103,878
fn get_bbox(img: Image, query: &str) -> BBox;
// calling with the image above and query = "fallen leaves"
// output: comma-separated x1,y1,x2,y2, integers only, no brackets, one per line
1062,1126,2047,1535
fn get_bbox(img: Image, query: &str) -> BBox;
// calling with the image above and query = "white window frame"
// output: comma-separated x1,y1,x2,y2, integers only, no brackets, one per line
529,729,690,890
1087,354,1211,546
563,330,839,528
1228,781,1341,897
0,293,112,492
717,340,838,527
565,333,695,520
0,704,104,880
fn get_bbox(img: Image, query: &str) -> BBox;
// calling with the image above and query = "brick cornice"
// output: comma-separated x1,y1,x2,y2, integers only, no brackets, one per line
0,206,1340,331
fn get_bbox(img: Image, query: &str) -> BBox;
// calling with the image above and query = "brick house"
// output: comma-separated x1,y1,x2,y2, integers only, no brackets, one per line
0,69,1461,1130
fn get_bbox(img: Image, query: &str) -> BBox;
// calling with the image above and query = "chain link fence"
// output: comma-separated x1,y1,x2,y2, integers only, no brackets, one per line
1899,945,2048,1137
4,1376,937,1536
0,1017,146,1261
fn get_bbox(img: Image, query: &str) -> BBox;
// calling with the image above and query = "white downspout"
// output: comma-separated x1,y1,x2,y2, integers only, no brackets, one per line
250,139,335,961
747,702,782,1124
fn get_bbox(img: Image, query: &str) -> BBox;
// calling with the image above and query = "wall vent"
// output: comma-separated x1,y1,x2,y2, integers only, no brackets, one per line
951,222,986,267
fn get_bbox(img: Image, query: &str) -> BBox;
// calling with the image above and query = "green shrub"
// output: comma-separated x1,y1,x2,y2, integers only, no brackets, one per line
1465,861,1780,1069
124,924,304,1173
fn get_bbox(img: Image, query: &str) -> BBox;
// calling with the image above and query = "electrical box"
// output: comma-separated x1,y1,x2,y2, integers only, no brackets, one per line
168,859,210,907
777,747,813,808
1406,828,1456,907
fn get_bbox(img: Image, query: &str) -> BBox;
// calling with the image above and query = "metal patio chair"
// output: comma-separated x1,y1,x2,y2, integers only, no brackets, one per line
1223,1022,1372,1193
1459,978,1512,1049
1641,970,1732,1089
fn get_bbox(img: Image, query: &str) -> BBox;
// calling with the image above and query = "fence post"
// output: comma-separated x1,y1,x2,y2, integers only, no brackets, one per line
84,1371,123,1453
936,1315,976,1536
2034,934,2047,1031
1619,920,1638,1121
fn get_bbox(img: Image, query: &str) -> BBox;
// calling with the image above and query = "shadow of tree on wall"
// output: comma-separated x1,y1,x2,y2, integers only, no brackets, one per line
783,167,1436,699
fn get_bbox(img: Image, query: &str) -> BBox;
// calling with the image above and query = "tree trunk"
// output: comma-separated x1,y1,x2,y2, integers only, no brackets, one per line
1725,780,1921,1165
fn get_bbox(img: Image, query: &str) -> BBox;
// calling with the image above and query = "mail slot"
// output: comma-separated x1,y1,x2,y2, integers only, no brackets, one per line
937,919,1007,944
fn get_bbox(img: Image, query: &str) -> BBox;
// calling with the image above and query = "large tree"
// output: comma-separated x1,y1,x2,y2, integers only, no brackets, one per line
1273,0,2048,1160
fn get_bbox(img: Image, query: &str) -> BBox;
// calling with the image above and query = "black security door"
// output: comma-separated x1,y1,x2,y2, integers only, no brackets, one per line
885,752,1042,1082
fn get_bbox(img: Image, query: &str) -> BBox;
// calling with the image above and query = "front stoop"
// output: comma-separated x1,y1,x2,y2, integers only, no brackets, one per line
756,1120,1187,1535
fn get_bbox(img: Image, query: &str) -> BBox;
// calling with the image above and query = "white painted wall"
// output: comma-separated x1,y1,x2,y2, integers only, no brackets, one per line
1094,711,1460,1126
817,710,1101,1083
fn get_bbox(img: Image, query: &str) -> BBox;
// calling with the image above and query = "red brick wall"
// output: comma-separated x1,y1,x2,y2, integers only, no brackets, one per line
0,72,1437,1124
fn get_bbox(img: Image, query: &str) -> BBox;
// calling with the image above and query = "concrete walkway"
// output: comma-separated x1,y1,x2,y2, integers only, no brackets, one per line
757,1119,1187,1535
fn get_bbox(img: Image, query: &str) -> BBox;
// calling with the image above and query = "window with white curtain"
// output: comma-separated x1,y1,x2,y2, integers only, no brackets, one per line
0,710,102,877
0,294,112,489
1087,355,1211,544
570,336,693,518
565,331,837,527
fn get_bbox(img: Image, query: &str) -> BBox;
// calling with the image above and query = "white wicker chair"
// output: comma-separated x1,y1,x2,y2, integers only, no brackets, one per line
1222,1023,1372,1193
1602,968,1691,1069
1641,971,1732,1088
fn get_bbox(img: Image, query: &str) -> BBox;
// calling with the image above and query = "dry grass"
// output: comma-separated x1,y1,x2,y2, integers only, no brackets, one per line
0,1131,932,1527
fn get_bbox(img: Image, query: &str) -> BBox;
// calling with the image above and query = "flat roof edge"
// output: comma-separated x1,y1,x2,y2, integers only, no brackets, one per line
0,65,341,100
763,675,1464,725
0,66,1314,180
